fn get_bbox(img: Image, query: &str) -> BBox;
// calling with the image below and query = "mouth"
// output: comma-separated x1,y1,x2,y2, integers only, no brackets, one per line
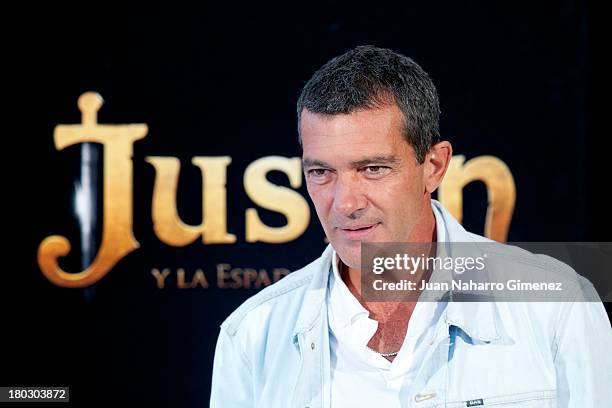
337,223,380,240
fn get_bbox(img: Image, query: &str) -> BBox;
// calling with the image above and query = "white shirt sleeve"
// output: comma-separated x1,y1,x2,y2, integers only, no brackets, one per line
210,327,254,408
553,299,612,407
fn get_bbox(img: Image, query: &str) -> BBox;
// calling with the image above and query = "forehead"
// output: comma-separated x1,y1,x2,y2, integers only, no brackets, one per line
300,104,411,161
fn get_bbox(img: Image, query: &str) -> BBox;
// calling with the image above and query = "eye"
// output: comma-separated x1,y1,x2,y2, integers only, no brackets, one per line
308,168,328,177
306,168,332,184
306,168,331,184
363,166,391,177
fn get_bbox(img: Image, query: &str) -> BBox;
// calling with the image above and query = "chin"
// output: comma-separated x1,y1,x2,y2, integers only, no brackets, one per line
332,242,362,270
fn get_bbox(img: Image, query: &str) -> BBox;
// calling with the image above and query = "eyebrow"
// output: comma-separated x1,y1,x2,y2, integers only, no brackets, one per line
302,155,400,169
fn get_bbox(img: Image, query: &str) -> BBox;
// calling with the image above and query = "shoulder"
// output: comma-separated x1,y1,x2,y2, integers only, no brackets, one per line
478,240,593,295
220,247,330,336
476,240,604,343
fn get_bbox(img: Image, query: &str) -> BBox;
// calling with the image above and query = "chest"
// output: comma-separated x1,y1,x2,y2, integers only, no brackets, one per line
271,325,557,408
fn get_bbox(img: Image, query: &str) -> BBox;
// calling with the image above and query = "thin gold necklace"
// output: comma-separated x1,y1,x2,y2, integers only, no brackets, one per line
366,345,399,357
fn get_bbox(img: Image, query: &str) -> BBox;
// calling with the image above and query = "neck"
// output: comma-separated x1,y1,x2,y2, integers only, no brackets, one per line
341,200,437,301
339,202,437,360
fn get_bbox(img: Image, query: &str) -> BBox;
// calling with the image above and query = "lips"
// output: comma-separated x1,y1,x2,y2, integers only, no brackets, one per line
337,223,380,240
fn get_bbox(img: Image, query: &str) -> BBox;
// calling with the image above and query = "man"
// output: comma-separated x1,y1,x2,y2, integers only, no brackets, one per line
210,45,612,407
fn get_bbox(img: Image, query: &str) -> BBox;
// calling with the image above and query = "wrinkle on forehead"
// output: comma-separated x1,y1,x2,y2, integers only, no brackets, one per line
301,107,401,137
300,105,414,166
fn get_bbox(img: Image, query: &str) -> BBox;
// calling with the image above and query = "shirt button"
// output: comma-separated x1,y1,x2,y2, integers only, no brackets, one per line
310,342,315,350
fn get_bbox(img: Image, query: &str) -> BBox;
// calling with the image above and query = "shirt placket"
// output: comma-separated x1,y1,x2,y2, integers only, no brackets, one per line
402,317,451,407
292,308,331,408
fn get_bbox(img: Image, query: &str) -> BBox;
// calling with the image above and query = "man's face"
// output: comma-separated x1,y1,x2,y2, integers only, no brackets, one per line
301,103,432,269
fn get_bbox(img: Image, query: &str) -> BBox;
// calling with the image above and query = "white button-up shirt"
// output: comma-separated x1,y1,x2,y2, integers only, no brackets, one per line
326,204,449,407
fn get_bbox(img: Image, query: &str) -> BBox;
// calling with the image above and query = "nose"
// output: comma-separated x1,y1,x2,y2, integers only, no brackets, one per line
332,173,367,218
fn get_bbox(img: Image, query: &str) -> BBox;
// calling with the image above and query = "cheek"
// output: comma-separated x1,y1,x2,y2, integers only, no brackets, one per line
306,184,331,216
387,174,416,194
378,177,423,215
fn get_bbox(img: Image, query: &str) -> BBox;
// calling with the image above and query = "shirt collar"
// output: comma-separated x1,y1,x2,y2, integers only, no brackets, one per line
293,199,510,345
431,199,508,343
327,251,368,330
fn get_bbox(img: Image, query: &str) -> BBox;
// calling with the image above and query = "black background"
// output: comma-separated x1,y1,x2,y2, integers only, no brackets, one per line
4,0,610,406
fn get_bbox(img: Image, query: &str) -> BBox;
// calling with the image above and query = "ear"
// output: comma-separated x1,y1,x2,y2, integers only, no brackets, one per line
424,141,452,193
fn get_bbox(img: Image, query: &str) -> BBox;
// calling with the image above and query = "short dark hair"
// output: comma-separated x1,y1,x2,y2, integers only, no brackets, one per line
297,45,440,164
